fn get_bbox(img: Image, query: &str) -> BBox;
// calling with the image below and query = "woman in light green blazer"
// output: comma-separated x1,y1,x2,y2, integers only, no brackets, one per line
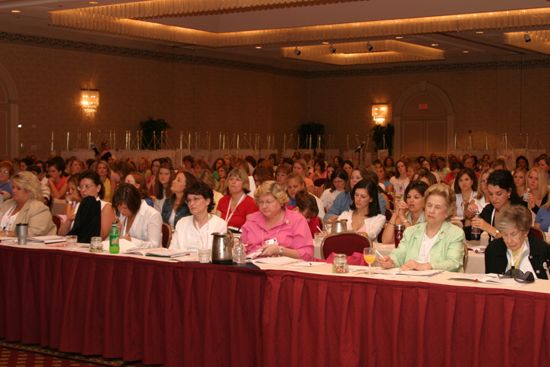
379,183,464,272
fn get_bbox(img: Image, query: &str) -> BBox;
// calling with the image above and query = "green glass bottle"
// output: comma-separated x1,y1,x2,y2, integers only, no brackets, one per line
109,221,120,254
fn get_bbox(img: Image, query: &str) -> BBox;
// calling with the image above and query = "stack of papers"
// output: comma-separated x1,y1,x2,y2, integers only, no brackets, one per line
448,273,517,285
125,247,192,258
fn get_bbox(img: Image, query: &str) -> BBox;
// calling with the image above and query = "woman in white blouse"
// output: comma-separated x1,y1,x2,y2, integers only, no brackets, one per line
170,182,227,251
337,179,386,241
113,183,162,248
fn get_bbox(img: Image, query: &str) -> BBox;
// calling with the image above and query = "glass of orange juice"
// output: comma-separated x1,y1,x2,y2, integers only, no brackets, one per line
363,247,376,274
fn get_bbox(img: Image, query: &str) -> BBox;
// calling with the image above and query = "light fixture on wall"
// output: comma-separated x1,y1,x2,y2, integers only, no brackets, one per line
372,103,390,125
80,89,100,113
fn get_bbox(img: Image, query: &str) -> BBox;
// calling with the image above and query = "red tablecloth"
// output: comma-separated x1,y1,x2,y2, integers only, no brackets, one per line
262,270,550,367
0,246,265,366
2,245,550,367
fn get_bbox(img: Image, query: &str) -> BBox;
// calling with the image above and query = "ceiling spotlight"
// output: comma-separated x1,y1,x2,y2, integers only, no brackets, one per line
294,47,301,56
255,46,262,49
329,45,336,54
321,41,330,45
11,9,21,14
462,50,470,54
366,42,374,52
524,33,531,43
431,43,439,47
475,31,484,35
395,36,404,40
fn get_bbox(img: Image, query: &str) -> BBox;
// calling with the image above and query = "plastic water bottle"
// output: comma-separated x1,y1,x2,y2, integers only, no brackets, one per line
232,241,246,265
109,222,120,254
470,214,481,241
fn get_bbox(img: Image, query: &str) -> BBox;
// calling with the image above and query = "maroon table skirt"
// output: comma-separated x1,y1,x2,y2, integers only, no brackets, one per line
0,246,265,366
3,245,550,367
262,270,550,367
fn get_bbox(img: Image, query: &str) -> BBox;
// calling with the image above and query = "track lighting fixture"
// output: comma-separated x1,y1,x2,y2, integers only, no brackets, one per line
524,32,531,43
294,47,301,56
366,42,374,52
329,45,336,53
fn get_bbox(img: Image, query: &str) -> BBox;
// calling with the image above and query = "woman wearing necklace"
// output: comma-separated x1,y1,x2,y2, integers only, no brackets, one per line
381,180,428,244
112,184,162,248
241,181,313,260
161,170,197,228
170,182,227,251
379,184,464,272
0,171,56,237
485,205,550,279
337,179,386,241
216,168,258,232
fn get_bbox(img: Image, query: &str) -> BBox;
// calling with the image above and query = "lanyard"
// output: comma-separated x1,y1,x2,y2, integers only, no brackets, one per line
224,194,246,224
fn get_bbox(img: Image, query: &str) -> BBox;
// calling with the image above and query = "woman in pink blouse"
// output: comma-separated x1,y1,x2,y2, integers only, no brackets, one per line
241,181,314,260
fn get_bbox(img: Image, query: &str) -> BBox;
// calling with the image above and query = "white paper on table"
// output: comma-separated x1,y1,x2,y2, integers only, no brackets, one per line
370,268,443,277
287,261,326,268
253,256,301,266
448,273,518,285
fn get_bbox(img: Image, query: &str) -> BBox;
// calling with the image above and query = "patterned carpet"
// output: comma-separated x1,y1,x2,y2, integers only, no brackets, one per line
0,340,146,367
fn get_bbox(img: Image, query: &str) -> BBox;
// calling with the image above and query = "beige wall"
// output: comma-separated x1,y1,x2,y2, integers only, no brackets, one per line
307,66,550,155
0,42,307,158
0,40,548,160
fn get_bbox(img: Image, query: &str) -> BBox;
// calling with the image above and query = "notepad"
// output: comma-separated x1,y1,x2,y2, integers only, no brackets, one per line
125,247,192,258
29,235,66,244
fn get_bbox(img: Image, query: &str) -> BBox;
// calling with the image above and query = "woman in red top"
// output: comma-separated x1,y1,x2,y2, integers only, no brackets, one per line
216,168,258,232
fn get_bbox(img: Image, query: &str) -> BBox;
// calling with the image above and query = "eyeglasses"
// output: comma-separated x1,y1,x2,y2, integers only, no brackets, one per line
499,268,535,283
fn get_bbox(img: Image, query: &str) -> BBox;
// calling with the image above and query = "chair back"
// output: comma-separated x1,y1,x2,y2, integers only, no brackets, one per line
161,223,172,248
529,227,545,241
52,215,62,234
321,232,370,259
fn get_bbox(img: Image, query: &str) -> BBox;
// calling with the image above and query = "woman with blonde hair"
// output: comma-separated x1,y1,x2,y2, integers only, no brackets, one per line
241,181,313,260
0,171,56,236
525,167,549,215
216,168,258,232
379,183,465,272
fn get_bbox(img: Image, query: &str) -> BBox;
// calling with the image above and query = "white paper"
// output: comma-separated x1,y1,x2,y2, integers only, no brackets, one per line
253,256,301,266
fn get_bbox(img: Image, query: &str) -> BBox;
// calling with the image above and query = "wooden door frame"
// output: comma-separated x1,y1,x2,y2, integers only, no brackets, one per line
0,62,19,159
393,81,454,158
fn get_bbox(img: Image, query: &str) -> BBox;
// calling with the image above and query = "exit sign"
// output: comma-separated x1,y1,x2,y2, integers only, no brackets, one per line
418,103,429,110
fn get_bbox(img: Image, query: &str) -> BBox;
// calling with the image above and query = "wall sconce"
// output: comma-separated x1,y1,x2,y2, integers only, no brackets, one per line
80,89,100,113
372,103,390,125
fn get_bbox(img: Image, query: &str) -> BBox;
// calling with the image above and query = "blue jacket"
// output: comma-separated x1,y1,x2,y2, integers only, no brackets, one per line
161,197,190,227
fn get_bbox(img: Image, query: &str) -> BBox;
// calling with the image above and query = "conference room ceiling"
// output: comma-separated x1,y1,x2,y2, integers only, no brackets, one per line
1,0,550,71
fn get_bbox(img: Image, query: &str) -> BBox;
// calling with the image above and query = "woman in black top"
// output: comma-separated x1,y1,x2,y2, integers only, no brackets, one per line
485,205,550,279
471,170,526,241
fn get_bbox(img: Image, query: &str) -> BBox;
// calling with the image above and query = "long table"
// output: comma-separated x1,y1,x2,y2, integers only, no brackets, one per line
2,243,550,366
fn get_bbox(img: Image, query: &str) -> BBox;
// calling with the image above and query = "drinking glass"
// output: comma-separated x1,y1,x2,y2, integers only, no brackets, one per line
363,247,376,274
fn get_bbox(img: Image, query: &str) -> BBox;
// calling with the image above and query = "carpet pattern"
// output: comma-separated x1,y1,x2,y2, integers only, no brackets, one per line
0,340,139,367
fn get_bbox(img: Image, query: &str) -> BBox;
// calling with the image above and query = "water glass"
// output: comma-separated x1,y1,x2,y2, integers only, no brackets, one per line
198,248,211,263
16,224,28,245
90,236,103,253
65,235,78,247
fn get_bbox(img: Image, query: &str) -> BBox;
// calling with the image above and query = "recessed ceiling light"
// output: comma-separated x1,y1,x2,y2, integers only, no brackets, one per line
395,36,404,40
89,1,99,4
321,41,329,45
11,9,21,14
475,31,484,35
462,50,470,54
255,46,262,49
431,43,439,47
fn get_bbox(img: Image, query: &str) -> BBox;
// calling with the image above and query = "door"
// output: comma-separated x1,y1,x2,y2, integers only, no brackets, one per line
401,119,447,156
